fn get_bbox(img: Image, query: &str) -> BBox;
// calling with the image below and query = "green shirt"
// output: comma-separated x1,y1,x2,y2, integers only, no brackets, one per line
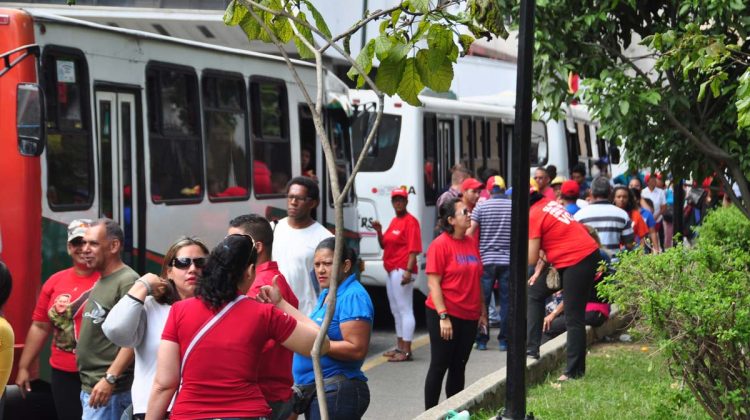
76,265,138,393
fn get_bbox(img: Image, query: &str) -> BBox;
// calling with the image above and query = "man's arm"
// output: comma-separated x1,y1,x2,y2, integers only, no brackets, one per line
87,347,134,408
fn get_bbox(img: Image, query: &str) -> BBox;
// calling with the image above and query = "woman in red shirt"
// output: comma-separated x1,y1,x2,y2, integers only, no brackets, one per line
372,188,422,362
612,185,657,251
146,234,328,420
423,198,487,409
527,190,602,381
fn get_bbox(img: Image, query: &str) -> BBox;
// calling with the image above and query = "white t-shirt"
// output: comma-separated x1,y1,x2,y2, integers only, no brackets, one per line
272,217,333,316
641,187,667,222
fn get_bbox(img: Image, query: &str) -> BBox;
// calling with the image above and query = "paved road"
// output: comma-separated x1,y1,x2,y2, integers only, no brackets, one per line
364,326,509,419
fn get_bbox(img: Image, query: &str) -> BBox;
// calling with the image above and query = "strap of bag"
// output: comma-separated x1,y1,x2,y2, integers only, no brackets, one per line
173,294,247,402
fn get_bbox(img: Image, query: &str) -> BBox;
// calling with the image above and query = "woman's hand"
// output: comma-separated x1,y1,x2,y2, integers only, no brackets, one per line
257,275,284,306
439,318,453,340
542,313,556,332
370,220,382,233
478,313,489,335
401,270,413,285
528,271,541,286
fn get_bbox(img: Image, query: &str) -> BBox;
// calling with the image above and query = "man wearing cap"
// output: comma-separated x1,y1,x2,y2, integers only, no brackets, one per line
466,176,512,351
436,165,472,210
461,177,483,214
372,188,422,362
574,177,635,258
550,176,567,201
560,180,581,215
534,167,556,201
77,219,137,420
15,220,100,420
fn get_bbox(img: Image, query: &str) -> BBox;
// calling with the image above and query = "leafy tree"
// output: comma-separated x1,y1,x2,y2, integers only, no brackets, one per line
222,1,507,416
505,0,750,218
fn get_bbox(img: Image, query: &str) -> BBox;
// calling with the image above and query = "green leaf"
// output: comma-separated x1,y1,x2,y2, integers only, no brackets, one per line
698,80,709,102
397,57,424,106
239,13,261,40
293,12,315,59
301,0,332,39
347,39,375,87
374,35,393,61
274,17,294,43
223,0,246,26
427,25,454,54
416,49,453,92
619,100,630,116
409,0,429,13
376,53,407,95
458,34,475,56
391,8,402,27
709,77,721,98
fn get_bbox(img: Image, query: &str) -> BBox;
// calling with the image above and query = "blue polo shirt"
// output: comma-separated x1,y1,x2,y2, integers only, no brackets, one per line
292,273,374,385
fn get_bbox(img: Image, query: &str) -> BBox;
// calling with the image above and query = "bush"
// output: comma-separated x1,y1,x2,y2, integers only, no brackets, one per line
599,207,750,419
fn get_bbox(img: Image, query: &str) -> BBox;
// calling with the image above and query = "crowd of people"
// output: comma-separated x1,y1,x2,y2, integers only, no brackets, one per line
2,162,734,418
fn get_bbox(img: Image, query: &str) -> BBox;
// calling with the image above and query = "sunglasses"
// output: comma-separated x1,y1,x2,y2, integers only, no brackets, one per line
171,257,207,269
69,238,85,247
450,208,470,217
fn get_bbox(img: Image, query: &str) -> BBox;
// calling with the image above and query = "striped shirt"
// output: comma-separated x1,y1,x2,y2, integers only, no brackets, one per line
471,196,513,265
574,201,634,257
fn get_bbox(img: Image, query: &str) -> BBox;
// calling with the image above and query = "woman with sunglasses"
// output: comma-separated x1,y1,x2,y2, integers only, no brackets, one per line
102,237,209,419
146,234,325,420
424,198,487,410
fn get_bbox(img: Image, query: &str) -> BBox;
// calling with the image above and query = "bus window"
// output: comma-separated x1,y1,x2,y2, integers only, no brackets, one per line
43,48,93,209
460,116,473,172
298,104,317,179
326,107,354,205
203,72,250,201
530,121,548,166
146,63,203,203
17,83,45,156
576,121,590,158
423,113,437,204
487,119,502,177
350,110,402,172
250,78,290,197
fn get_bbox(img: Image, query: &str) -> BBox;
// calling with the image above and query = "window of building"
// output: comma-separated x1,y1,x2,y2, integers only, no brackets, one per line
250,78,291,196
203,72,250,200
146,63,203,203
42,48,93,210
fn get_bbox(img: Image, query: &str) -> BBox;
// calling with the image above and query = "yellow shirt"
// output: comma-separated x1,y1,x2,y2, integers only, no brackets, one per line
0,316,14,388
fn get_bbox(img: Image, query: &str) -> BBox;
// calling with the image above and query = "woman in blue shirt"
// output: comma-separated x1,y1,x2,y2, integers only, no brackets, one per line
290,238,374,420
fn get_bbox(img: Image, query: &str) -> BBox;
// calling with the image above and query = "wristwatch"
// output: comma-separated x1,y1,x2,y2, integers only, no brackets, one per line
439,312,449,320
105,373,118,385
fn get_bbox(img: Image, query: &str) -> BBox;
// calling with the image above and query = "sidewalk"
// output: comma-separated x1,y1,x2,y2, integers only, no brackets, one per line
362,310,626,420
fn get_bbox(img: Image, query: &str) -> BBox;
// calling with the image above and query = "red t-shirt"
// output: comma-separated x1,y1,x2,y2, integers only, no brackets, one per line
247,261,299,403
425,233,483,321
382,212,422,273
529,198,598,268
32,267,98,372
162,297,297,419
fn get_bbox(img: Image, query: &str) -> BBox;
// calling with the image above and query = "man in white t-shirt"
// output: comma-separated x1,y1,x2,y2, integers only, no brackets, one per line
273,176,333,315
641,172,667,223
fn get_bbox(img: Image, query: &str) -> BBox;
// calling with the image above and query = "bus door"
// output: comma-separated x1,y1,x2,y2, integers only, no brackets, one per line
94,89,143,271
436,118,455,193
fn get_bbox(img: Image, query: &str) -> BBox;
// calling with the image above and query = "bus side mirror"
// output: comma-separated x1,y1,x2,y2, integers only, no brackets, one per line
17,83,46,157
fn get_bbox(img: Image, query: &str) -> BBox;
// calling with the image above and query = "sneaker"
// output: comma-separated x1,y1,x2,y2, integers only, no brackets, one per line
476,342,487,351
498,342,508,352
526,350,540,360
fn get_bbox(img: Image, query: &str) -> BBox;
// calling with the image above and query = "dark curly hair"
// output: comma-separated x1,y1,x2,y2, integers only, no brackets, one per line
195,234,258,311
436,198,460,234
0,261,12,309
611,185,637,213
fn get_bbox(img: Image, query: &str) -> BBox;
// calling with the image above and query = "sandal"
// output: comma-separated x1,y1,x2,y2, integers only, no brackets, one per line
382,348,402,357
388,351,412,362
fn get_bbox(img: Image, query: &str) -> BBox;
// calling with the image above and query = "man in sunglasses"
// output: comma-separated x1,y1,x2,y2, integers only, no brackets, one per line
229,214,299,420
273,177,333,316
77,219,137,420
15,219,100,420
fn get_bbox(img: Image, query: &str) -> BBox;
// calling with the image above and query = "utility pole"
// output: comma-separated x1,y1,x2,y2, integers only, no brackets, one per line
502,0,535,418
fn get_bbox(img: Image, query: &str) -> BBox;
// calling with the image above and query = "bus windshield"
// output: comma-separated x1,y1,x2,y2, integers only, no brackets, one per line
351,111,402,172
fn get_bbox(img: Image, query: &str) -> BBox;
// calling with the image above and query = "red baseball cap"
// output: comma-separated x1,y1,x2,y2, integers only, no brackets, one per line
560,180,580,197
391,188,408,199
461,178,483,192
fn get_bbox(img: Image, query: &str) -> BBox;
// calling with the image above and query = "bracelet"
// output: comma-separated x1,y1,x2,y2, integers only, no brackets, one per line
136,278,152,296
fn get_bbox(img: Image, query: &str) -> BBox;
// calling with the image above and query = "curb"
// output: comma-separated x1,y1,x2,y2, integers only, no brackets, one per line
413,309,628,420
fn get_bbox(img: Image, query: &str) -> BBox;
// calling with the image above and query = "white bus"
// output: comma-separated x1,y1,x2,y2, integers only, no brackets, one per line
1,6,357,385
349,90,623,292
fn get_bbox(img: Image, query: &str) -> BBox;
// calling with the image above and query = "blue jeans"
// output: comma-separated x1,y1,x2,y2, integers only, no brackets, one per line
80,390,132,420
476,264,510,345
306,378,369,420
